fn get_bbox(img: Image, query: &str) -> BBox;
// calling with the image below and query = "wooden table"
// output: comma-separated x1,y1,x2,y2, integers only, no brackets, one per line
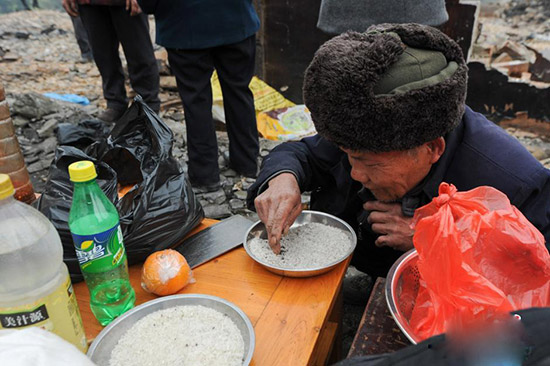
75,219,349,366
347,278,410,358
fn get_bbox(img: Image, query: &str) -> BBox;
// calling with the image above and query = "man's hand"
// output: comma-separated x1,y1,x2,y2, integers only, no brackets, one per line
62,0,78,17
364,201,414,252
126,0,142,15
254,173,302,254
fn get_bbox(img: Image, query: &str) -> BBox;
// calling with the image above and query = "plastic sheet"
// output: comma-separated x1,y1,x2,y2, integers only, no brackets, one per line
43,93,90,105
256,105,317,141
36,97,204,282
409,182,550,340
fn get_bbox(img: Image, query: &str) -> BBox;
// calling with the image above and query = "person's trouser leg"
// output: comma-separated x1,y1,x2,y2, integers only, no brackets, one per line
70,15,92,59
109,9,160,112
212,35,259,176
167,48,220,186
78,5,127,111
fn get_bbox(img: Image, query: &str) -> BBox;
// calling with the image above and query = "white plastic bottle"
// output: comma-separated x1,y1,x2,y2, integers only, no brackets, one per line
0,174,88,352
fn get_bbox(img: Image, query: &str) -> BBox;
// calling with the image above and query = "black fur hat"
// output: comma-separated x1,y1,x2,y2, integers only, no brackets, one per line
303,23,468,152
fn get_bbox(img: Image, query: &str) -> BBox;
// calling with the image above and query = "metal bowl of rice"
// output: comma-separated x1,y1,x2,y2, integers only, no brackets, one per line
87,294,255,366
244,210,357,277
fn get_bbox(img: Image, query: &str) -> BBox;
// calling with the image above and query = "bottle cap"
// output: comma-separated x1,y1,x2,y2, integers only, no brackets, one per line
0,174,15,200
68,161,98,182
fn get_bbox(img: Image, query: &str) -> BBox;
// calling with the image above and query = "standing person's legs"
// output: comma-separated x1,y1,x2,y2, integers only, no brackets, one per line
78,5,128,112
212,35,259,177
70,15,92,61
110,9,160,112
167,48,220,188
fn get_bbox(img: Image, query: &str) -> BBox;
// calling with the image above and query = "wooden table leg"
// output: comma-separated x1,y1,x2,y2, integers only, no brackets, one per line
309,284,345,365
328,287,343,363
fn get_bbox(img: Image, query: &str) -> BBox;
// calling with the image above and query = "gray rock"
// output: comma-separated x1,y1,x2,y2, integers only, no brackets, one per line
37,119,57,138
12,115,29,128
164,119,186,139
233,190,248,200
171,112,185,121
229,198,245,210
10,92,60,119
63,109,94,125
22,126,39,141
241,180,254,190
24,153,40,164
37,136,57,155
199,189,226,205
172,147,184,158
27,158,51,173
203,203,232,219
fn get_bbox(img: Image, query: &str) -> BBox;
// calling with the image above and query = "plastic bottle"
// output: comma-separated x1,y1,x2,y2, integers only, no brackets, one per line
0,174,87,352
0,84,35,204
68,160,135,326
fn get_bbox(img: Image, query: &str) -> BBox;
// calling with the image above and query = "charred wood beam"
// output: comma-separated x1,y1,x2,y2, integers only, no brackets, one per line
466,61,550,121
437,0,479,61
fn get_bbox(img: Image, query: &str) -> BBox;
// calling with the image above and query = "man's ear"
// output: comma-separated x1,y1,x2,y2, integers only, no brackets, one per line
426,137,446,164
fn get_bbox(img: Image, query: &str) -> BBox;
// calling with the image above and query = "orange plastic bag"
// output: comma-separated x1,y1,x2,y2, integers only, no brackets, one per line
409,182,550,341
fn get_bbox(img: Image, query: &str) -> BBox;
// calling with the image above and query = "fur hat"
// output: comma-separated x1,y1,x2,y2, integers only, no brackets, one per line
303,23,468,152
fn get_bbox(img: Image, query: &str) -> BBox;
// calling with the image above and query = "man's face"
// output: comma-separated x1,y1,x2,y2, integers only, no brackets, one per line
341,139,444,202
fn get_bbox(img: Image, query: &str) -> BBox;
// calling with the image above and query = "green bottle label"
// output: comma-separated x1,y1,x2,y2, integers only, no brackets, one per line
72,224,126,273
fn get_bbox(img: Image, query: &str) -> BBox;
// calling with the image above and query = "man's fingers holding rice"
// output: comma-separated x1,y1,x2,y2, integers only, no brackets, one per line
254,173,302,254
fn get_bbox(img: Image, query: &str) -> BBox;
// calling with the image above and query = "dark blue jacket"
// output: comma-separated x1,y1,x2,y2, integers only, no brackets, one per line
138,0,259,49
248,107,550,249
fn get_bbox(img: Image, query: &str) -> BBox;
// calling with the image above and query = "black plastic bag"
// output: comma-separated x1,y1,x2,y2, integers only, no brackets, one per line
36,96,204,282
57,119,110,150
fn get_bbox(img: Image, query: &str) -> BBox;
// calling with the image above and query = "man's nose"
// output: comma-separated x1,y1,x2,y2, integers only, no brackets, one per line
350,164,369,185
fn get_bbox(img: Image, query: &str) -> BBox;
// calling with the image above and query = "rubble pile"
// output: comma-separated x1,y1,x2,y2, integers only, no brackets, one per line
502,0,550,21
474,0,550,80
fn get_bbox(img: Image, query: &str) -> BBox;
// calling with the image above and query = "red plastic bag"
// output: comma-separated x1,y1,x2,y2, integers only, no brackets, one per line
409,182,550,341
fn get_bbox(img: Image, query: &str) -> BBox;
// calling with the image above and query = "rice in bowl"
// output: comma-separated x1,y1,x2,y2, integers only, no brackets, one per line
109,305,244,366
248,222,352,269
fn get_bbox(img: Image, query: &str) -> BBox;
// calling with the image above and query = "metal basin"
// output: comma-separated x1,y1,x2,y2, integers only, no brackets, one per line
243,210,357,277
385,249,422,344
87,294,255,365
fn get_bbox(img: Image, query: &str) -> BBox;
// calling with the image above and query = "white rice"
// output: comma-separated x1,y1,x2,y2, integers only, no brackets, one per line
109,305,245,366
248,222,351,269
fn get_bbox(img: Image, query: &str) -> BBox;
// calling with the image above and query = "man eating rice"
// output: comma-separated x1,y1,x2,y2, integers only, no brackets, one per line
247,23,550,279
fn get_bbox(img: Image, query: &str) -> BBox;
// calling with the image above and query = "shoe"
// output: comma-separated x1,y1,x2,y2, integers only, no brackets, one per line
98,108,126,123
78,53,93,63
191,182,221,194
